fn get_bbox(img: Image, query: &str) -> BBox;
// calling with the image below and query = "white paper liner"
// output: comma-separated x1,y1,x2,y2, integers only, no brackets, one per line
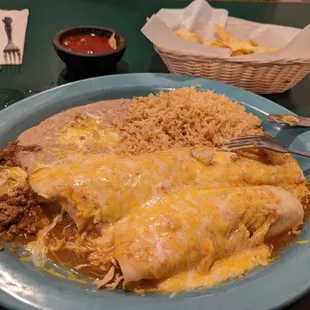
141,0,310,62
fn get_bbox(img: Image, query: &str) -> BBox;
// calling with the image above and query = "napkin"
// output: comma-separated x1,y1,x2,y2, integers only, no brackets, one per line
142,0,310,62
0,9,29,65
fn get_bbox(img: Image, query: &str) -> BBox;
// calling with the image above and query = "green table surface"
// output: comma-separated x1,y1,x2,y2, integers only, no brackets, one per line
0,0,310,309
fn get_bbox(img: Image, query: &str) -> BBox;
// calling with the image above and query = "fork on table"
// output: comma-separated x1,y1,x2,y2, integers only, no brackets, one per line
218,135,310,158
2,17,21,64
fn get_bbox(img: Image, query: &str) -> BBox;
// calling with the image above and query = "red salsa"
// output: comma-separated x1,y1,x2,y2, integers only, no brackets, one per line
61,33,115,54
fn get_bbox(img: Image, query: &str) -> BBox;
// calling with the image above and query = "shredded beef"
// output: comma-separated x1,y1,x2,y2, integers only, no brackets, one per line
0,186,44,247
0,201,24,232
0,141,44,247
0,141,41,167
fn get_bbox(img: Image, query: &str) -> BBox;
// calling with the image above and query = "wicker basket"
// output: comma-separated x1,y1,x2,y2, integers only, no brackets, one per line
154,45,310,94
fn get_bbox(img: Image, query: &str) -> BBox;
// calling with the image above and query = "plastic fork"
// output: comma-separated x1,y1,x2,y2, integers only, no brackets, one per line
2,17,21,64
218,135,310,158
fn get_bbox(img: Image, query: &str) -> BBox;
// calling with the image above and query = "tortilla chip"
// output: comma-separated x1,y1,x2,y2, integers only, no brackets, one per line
210,39,229,48
108,33,117,49
231,50,245,57
254,46,280,53
176,24,280,56
215,24,234,43
203,39,212,46
249,39,259,47
175,28,202,44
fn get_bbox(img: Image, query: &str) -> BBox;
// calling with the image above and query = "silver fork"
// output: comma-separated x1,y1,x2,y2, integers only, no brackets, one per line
218,135,310,158
2,17,21,64
266,114,310,127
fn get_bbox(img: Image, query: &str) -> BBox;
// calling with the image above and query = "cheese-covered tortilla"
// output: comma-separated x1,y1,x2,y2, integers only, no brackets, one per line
113,186,302,289
29,148,306,231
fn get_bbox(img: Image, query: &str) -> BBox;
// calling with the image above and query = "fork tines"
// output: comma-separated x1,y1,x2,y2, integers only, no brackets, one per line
218,135,265,152
4,49,21,65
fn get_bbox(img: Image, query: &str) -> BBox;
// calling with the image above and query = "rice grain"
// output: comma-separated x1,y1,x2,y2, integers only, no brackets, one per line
114,87,263,155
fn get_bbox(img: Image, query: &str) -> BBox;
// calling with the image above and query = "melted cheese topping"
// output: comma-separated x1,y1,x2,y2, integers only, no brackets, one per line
58,115,119,151
143,245,271,293
29,147,307,230
282,115,300,125
114,186,279,284
0,166,28,196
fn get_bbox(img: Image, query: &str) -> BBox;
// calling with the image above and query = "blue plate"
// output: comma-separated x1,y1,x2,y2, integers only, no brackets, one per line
0,73,309,310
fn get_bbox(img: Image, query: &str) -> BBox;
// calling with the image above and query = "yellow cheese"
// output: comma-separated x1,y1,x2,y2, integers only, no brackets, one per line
146,245,271,293
58,115,119,151
0,166,28,196
29,147,307,231
114,186,279,286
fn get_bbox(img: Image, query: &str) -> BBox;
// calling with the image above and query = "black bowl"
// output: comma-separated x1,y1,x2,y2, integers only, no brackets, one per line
53,26,127,76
